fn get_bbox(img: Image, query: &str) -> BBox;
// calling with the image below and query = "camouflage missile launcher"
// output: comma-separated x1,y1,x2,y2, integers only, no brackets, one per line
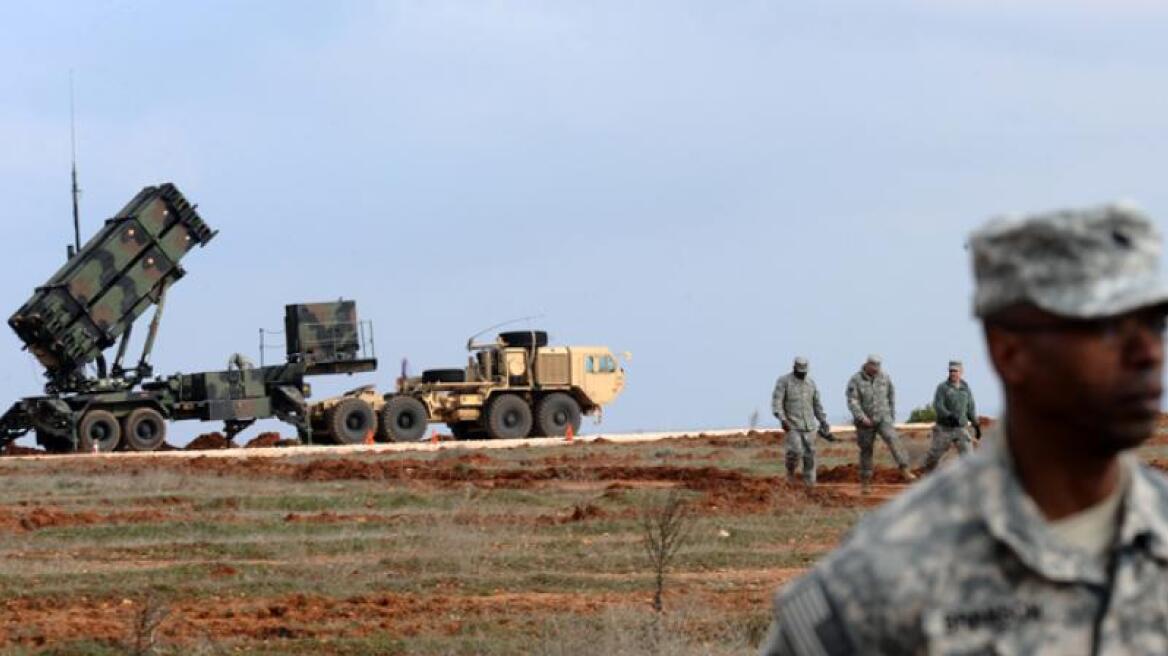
10,183,215,392
0,182,377,453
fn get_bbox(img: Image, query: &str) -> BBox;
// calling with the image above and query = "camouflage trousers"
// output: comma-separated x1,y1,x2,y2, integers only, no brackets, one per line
922,425,971,472
856,421,910,482
784,430,816,486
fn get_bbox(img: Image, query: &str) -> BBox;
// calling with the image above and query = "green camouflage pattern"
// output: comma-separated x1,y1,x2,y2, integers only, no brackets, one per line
8,184,214,386
284,301,361,366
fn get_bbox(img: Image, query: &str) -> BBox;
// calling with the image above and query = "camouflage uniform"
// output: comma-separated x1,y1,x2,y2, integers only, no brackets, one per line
923,377,977,471
772,369,828,486
845,368,910,482
761,428,1168,655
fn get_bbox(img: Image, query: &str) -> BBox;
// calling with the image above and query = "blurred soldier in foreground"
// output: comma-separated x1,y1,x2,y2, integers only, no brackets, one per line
922,360,981,472
762,204,1168,655
772,357,832,488
846,355,916,491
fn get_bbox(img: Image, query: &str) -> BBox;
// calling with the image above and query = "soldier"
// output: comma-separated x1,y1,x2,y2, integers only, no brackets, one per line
921,360,982,472
846,355,915,491
761,204,1168,654
772,356,831,488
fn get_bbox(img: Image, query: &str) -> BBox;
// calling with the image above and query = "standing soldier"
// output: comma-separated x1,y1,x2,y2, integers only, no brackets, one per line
772,356,831,488
922,360,982,472
846,355,916,491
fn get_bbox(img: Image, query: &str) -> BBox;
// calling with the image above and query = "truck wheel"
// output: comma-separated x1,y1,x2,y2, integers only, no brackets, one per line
77,410,121,452
327,398,376,445
535,393,582,437
122,408,167,452
379,397,428,442
498,330,548,348
486,395,533,439
421,369,467,384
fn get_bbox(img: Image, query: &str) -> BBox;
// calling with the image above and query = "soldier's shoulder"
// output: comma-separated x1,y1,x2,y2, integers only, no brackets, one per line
775,373,793,385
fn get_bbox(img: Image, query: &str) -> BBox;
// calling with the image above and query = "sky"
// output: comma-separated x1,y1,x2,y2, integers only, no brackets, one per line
2,1,1168,445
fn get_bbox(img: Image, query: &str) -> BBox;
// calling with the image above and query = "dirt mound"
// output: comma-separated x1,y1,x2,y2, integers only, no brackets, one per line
245,432,283,448
187,432,230,450
693,431,783,448
817,464,913,485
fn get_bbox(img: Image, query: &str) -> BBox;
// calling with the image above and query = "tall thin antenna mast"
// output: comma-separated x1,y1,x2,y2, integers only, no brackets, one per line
69,70,81,253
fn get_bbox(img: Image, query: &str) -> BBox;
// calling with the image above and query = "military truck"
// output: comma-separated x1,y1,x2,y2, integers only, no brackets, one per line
310,330,627,442
0,183,376,452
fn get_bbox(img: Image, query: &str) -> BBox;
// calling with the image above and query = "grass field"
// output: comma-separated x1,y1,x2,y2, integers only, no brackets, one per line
1,425,1156,655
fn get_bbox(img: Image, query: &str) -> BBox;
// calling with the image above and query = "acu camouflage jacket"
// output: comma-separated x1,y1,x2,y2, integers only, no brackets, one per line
772,374,828,432
762,427,1168,655
933,379,977,428
845,370,896,425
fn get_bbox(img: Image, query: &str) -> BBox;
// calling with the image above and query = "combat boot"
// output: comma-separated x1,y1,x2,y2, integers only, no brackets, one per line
900,466,917,483
785,469,798,484
860,476,872,495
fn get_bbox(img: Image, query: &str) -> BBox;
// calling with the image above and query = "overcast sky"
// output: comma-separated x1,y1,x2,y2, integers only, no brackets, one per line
2,1,1168,444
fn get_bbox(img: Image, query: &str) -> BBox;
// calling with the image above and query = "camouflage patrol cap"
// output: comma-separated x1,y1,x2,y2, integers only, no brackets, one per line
866,354,882,365
970,203,1168,319
948,360,962,371
793,356,809,372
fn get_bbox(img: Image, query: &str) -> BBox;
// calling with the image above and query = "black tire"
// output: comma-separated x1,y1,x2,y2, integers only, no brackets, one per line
498,330,548,348
327,397,376,445
77,410,121,453
379,396,428,442
485,394,533,439
449,422,487,440
535,393,582,437
421,369,467,384
122,408,167,452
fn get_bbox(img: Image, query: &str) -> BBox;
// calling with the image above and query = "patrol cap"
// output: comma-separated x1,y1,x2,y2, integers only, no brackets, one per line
948,360,962,371
793,356,809,372
866,354,882,366
970,203,1168,319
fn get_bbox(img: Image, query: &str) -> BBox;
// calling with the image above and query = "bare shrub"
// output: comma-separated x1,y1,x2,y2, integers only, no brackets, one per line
640,491,693,613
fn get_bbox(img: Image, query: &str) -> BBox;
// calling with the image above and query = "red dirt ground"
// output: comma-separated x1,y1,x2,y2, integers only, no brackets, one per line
244,432,283,448
185,432,231,450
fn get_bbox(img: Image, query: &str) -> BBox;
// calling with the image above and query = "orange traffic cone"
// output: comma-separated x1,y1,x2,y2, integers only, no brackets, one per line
565,424,574,443
430,430,440,444
364,430,374,445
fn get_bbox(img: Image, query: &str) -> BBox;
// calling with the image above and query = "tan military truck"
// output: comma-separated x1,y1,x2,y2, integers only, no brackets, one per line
308,330,627,442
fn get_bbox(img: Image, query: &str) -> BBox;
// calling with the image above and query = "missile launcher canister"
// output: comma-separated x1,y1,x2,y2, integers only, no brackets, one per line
9,184,215,388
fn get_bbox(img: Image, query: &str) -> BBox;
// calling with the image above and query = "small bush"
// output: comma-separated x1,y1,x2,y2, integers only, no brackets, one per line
908,404,936,423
